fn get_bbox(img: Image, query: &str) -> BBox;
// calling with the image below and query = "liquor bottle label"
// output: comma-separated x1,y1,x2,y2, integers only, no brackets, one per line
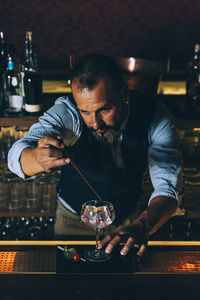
11,76,18,87
20,71,25,97
8,95,23,110
25,103,42,112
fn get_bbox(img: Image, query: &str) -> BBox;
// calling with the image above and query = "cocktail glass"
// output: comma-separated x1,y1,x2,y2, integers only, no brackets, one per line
81,200,115,262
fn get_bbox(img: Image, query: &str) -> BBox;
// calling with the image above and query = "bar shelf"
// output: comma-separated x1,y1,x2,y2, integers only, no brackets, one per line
0,116,200,129
0,117,38,127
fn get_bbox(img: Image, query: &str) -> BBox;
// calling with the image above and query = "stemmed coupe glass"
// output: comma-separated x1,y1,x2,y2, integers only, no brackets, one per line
81,200,115,262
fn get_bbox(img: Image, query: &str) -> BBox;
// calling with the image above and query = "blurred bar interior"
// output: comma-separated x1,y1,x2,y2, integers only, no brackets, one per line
0,0,200,241
1,1,200,298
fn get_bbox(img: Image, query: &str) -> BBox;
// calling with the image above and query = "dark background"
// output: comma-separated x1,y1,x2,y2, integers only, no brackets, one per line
0,0,200,71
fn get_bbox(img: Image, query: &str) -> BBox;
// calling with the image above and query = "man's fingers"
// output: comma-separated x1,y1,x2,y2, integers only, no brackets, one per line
105,235,121,254
41,147,62,159
98,234,121,254
43,157,71,173
120,237,134,255
120,240,147,259
99,229,148,259
98,234,113,249
35,135,73,172
57,135,63,141
136,244,147,261
47,157,71,169
38,136,65,149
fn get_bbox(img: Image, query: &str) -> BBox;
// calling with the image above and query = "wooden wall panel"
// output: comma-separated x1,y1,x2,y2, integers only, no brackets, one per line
0,0,199,70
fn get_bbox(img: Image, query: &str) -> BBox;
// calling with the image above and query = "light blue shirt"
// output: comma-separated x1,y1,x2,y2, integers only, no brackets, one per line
8,96,183,207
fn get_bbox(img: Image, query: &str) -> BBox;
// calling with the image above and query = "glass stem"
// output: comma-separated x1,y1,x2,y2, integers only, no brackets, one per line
95,228,100,250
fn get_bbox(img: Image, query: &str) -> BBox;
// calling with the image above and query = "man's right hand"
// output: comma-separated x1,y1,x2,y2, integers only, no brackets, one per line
21,136,72,176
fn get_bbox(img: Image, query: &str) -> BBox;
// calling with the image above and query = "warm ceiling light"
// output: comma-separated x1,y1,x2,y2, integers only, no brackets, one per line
128,57,135,72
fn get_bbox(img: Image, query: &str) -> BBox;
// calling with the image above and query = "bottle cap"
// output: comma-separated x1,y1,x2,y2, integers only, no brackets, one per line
26,31,32,39
8,61,14,69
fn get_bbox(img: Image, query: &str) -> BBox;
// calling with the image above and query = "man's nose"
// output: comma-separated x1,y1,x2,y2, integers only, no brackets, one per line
91,114,101,130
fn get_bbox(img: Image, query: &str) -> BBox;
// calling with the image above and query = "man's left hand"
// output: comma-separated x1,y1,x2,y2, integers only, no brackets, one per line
98,196,177,261
98,219,149,261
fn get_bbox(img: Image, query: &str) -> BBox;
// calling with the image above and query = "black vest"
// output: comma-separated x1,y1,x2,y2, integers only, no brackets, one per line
57,92,157,225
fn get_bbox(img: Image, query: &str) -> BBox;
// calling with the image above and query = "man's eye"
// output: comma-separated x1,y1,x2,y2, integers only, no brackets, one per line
102,107,111,112
80,111,89,115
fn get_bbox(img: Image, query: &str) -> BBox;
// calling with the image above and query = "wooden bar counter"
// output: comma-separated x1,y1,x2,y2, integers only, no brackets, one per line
0,241,200,300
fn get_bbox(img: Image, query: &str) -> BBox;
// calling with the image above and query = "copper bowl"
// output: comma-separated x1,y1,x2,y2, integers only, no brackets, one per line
117,57,165,74
116,57,166,95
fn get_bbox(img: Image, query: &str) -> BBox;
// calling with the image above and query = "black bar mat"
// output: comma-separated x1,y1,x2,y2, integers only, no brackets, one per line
56,244,138,274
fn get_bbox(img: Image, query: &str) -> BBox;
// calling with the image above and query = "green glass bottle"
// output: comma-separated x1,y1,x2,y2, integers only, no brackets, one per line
23,31,42,115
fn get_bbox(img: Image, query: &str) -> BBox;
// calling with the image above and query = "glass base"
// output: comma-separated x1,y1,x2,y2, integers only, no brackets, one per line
83,248,111,262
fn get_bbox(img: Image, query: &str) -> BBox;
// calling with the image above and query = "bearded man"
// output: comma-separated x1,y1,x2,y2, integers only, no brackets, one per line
8,54,183,260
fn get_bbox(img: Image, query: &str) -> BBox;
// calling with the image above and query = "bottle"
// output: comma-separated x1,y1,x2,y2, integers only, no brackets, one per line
23,31,42,115
69,50,76,71
168,223,175,240
0,73,4,115
0,31,7,114
185,221,192,240
3,54,24,116
0,32,7,75
186,44,200,116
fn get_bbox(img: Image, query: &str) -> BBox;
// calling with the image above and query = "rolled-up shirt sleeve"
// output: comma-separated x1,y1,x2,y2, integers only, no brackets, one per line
8,139,38,179
8,96,81,179
148,102,183,204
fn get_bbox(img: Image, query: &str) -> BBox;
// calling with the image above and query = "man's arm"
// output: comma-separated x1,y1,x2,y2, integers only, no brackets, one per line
140,196,177,236
8,97,81,179
99,102,183,259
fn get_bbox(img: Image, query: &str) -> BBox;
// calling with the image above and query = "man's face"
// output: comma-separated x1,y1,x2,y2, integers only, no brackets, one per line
72,78,124,139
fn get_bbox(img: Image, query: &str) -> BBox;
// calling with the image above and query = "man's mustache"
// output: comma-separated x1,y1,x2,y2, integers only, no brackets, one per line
89,125,116,133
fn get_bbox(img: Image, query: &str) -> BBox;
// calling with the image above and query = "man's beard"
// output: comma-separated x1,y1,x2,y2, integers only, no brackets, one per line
89,126,120,145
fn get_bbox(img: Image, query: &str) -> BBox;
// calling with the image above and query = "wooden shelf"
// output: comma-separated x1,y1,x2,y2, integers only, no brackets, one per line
0,117,38,127
182,159,200,168
0,210,55,218
175,118,200,129
0,116,199,129
0,164,7,168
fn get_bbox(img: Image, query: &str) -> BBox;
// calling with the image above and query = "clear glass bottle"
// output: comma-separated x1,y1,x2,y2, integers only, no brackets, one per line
186,44,200,115
3,54,24,116
23,31,42,115
0,32,7,114
37,173,57,213
26,178,41,212
0,32,7,71
4,169,25,211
